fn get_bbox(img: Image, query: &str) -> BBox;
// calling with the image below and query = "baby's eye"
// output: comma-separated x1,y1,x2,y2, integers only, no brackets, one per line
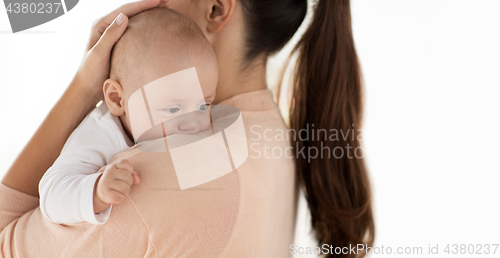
197,103,211,111
163,106,181,114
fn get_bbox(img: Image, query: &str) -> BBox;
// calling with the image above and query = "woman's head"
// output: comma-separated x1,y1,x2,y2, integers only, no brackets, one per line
169,1,375,256
169,0,306,66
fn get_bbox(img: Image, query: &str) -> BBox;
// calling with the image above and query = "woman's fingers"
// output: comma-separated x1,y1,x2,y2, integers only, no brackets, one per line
102,0,161,25
75,0,175,102
90,13,128,56
158,0,173,8
87,0,163,50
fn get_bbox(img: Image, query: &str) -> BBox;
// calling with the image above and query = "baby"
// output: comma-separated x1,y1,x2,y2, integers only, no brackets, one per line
39,8,218,225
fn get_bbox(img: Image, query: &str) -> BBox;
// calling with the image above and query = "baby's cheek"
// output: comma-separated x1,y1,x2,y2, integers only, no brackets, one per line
200,122,210,131
163,121,179,136
199,115,212,131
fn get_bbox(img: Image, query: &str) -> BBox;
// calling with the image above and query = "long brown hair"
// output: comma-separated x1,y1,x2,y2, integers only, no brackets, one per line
240,0,374,257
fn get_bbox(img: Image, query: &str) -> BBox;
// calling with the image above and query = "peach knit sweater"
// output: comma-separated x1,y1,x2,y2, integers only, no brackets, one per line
0,89,298,257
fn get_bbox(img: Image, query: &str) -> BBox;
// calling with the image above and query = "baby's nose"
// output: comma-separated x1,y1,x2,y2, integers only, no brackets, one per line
177,119,201,134
175,111,211,134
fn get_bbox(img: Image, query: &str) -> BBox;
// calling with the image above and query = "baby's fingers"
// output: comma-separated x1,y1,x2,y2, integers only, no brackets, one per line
101,188,125,204
114,159,134,173
109,180,132,197
112,168,140,185
132,171,140,184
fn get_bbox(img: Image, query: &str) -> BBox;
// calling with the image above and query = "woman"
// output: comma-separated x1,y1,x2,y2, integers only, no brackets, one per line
1,0,374,257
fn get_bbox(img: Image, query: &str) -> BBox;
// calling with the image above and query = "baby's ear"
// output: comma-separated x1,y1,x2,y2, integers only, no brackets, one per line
103,79,126,116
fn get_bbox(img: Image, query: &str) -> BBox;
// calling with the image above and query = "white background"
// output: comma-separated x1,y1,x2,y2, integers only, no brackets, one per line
1,1,499,257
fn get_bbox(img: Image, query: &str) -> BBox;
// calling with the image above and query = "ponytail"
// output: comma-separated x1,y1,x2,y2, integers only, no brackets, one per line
287,0,375,256
239,0,375,256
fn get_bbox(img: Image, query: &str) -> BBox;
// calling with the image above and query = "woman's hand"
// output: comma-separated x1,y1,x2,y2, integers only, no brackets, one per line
1,0,173,198
73,0,174,102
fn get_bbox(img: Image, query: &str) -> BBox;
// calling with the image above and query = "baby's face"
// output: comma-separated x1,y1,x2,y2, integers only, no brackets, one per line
125,67,217,143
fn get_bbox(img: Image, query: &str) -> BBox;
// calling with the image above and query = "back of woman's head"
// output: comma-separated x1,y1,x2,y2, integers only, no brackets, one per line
239,0,307,60
240,1,375,257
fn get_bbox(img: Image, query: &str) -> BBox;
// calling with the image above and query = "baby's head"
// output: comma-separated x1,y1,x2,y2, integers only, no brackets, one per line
103,8,218,143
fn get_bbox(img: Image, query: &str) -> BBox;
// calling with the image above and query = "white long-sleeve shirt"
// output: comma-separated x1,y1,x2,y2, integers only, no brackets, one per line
39,102,134,225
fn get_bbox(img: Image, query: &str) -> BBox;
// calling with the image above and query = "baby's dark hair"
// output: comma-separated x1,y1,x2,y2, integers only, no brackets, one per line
110,8,216,92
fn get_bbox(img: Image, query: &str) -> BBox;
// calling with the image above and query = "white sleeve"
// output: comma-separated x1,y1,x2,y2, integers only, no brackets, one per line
39,103,133,225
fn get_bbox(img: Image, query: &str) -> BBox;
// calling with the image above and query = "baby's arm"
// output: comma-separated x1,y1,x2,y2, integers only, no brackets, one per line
39,161,110,224
39,103,134,225
93,159,139,214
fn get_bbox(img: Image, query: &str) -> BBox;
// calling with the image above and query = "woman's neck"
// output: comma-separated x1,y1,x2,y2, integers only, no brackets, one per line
213,54,268,104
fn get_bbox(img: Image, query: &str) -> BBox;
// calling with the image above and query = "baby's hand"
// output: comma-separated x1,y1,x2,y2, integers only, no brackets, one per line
93,159,140,214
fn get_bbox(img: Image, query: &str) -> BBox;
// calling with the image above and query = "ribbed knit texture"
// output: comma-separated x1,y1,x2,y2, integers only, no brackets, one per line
0,183,39,230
